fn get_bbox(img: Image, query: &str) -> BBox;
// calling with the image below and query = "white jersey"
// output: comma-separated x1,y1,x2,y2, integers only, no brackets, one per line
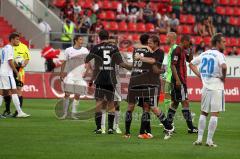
191,49,226,90
63,46,89,80
0,44,14,76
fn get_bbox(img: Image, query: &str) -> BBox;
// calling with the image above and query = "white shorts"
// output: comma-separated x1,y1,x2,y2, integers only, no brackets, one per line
114,83,122,102
201,88,225,113
64,78,87,95
0,76,17,90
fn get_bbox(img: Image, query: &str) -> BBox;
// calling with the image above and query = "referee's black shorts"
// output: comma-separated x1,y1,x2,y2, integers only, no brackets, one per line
95,84,115,101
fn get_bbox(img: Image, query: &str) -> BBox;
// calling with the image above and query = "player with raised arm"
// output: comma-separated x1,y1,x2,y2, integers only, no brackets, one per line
165,35,198,133
59,35,89,119
0,33,30,118
190,33,227,147
85,30,131,134
124,34,174,139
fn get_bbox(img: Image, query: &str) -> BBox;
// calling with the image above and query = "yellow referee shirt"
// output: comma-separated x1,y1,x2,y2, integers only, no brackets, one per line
13,42,30,83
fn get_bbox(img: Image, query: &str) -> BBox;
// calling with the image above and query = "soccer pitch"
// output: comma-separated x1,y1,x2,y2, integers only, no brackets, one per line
0,99,239,159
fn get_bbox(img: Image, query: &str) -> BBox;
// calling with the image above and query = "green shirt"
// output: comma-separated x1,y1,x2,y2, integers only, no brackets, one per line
165,44,178,82
171,0,182,10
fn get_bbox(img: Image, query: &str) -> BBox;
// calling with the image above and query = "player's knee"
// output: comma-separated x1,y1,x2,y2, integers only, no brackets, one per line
74,94,80,100
64,93,70,98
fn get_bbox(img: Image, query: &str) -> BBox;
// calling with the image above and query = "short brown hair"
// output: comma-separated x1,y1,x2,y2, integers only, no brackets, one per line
150,35,160,46
211,33,223,46
8,32,20,41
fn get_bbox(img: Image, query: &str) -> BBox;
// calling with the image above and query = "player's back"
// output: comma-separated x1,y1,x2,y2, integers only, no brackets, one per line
86,42,123,86
199,49,226,90
0,44,14,76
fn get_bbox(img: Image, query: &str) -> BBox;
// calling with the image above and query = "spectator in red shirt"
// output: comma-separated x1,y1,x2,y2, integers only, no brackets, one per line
60,2,74,20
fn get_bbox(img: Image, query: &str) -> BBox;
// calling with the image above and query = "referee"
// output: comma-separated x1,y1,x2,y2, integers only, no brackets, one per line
2,32,30,117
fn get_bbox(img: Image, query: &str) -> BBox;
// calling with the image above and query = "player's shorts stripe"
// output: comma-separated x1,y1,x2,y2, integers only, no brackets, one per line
8,76,12,89
222,90,224,111
154,87,158,107
181,85,185,100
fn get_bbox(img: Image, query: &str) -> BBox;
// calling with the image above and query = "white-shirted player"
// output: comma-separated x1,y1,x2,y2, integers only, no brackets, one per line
0,33,30,118
189,33,227,147
59,35,89,119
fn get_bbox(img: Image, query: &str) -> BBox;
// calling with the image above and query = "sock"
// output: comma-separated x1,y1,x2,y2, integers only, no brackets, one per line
197,115,207,142
71,99,79,113
63,97,70,115
4,95,11,112
114,110,120,129
145,112,151,133
182,108,194,129
18,96,23,108
207,116,218,144
140,111,148,134
167,108,176,125
0,95,3,107
95,112,102,130
163,98,171,112
12,94,23,114
158,112,172,130
125,111,132,134
101,109,106,129
108,112,115,130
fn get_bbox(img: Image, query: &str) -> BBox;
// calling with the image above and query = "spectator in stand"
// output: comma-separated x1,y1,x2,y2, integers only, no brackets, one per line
60,1,74,20
90,19,104,34
128,2,140,23
171,0,182,19
195,19,207,37
116,0,129,21
73,0,81,15
142,1,155,23
169,13,179,32
206,16,215,37
195,41,206,56
195,17,216,37
158,3,170,15
92,0,99,13
38,18,52,45
90,9,97,25
61,18,75,49
156,14,170,34
228,47,238,56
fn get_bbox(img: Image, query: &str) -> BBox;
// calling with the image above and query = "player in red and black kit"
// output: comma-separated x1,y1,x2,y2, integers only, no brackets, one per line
124,34,174,139
166,35,198,133
85,30,131,134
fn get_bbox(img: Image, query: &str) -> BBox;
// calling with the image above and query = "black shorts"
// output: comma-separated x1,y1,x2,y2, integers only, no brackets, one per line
95,84,115,101
13,69,23,87
127,86,159,106
137,86,160,107
171,83,188,102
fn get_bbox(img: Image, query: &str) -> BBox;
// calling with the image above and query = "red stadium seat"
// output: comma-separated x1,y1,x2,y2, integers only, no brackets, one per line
98,12,106,19
233,7,240,16
181,25,192,34
108,21,118,31
52,0,66,8
187,15,195,24
180,15,187,24
105,11,116,20
102,1,112,10
102,21,109,30
225,7,234,16
136,23,146,32
111,1,119,10
118,21,128,32
225,37,231,47
203,36,211,45
218,0,228,5
203,0,213,4
225,47,232,55
237,38,240,46
131,34,140,42
229,17,238,25
229,0,238,5
128,22,137,32
159,34,167,44
163,45,170,53
82,1,92,9
215,6,225,15
229,38,238,47
194,36,203,45
145,23,155,32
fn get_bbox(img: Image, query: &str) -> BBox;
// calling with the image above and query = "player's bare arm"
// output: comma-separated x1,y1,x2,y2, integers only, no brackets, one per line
134,53,156,64
60,61,66,81
8,59,20,80
152,64,165,75
189,63,201,79
21,59,29,67
119,62,132,70
171,63,181,88
221,63,227,83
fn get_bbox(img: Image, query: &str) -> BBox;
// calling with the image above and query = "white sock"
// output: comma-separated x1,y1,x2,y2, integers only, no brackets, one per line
207,116,218,144
0,95,3,107
63,97,70,115
72,99,79,113
101,109,106,129
197,115,207,142
12,94,23,114
114,111,120,129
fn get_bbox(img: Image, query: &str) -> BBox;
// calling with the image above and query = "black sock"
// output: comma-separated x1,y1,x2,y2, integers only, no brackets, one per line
4,95,11,112
125,111,132,134
18,96,23,108
182,109,194,129
140,111,148,134
108,112,115,130
145,112,151,133
95,112,102,130
158,112,172,130
167,108,176,125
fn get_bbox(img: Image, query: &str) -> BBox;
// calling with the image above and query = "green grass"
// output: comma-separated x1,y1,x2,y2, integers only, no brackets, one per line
0,99,240,159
